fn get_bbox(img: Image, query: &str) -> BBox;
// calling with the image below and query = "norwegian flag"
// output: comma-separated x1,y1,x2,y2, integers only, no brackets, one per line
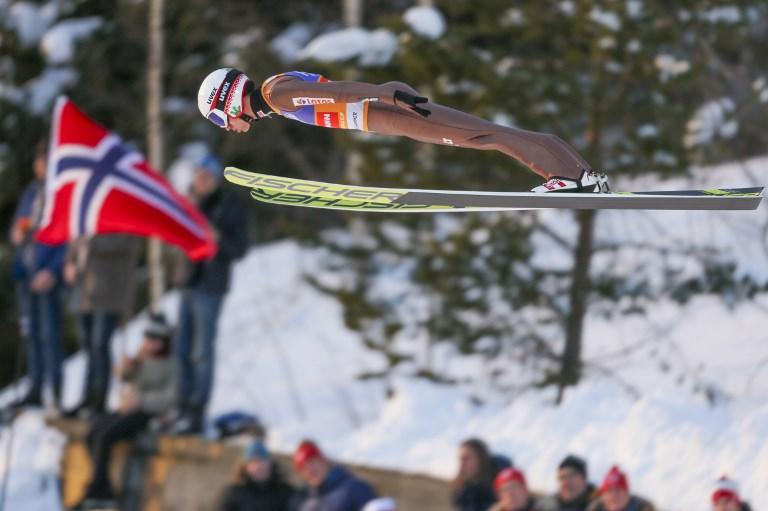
36,97,217,260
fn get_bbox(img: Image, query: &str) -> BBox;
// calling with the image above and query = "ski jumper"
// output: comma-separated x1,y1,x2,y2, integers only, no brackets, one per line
260,71,592,180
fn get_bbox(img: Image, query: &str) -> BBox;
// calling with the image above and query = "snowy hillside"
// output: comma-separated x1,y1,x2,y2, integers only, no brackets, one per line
1,159,767,510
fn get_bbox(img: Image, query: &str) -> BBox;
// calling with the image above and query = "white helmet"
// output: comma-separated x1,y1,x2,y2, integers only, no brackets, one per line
362,498,397,511
197,67,252,128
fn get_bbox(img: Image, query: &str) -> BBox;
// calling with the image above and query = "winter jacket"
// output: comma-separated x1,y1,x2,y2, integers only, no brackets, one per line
183,186,248,295
293,466,376,511
452,481,497,511
220,466,295,511
488,497,541,511
67,234,140,315
122,356,179,415
538,484,598,511
11,181,67,283
585,495,654,511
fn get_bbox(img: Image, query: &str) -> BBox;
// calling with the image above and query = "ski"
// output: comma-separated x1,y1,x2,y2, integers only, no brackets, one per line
249,187,505,212
224,167,764,212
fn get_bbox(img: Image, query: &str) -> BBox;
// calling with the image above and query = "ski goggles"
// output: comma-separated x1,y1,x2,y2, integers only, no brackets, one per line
207,102,258,129
207,69,257,128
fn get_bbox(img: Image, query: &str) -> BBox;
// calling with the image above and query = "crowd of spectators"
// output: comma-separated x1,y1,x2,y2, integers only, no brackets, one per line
451,438,752,511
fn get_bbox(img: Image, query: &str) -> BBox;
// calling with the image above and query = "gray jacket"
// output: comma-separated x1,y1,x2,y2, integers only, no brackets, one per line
123,356,179,415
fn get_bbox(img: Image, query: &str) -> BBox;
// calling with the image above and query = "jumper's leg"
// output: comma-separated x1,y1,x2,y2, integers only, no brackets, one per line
367,82,591,180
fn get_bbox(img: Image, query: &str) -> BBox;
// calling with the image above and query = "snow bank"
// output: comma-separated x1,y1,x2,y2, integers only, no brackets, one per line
0,411,65,510
24,67,77,115
403,6,446,40
684,97,739,148
701,6,742,24
270,23,314,63
40,17,102,64
2,160,767,509
5,1,59,47
299,27,398,67
589,7,621,31
0,81,25,104
654,54,691,81
337,378,768,509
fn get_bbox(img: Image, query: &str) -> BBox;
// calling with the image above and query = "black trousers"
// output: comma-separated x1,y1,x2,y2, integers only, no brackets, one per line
85,411,152,497
78,312,120,412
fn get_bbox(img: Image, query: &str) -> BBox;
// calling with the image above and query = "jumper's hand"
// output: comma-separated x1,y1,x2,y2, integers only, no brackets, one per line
394,90,431,118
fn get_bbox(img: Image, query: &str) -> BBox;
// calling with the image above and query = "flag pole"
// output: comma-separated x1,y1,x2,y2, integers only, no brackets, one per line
146,0,165,309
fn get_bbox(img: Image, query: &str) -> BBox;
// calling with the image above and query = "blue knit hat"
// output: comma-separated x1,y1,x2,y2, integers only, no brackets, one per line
243,440,271,461
197,152,222,181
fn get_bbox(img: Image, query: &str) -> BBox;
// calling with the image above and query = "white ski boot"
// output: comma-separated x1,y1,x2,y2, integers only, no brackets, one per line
532,169,610,193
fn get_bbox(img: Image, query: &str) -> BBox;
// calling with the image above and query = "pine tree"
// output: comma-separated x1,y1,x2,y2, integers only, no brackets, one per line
310,0,768,399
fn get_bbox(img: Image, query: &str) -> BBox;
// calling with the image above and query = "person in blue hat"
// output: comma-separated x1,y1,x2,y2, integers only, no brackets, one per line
219,439,295,511
172,150,249,435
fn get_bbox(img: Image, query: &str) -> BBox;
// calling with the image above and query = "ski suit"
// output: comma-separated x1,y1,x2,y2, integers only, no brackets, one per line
259,71,592,180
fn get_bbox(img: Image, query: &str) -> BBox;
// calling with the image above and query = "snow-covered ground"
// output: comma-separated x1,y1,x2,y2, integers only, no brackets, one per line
1,159,767,510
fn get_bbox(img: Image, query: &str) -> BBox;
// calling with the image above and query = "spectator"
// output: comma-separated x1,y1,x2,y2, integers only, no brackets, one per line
362,498,397,511
452,438,497,511
219,439,294,511
291,440,376,511
173,152,248,434
586,466,654,511
10,142,66,409
72,314,178,510
489,467,540,511
540,455,597,511
63,234,140,417
711,476,752,511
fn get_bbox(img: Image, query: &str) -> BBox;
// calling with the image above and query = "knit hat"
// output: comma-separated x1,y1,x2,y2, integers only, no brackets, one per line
362,498,397,511
600,466,629,493
293,440,323,470
711,476,740,505
197,152,222,181
559,454,588,479
144,313,173,340
243,439,271,461
494,467,527,493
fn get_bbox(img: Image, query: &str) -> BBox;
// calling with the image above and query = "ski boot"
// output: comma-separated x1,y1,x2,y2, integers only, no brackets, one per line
532,169,610,193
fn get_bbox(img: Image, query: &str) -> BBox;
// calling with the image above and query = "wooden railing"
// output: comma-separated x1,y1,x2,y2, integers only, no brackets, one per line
50,417,451,511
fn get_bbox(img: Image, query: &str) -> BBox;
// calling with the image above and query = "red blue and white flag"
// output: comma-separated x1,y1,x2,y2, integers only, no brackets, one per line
36,97,217,260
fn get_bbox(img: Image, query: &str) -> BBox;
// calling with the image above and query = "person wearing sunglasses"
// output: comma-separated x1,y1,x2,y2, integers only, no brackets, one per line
197,68,609,194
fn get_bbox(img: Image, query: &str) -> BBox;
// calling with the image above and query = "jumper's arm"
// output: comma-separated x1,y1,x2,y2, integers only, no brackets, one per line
265,77,431,117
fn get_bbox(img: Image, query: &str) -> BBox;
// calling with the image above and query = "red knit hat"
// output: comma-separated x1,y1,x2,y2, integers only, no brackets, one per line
494,467,527,493
600,466,629,493
293,440,324,470
711,476,741,505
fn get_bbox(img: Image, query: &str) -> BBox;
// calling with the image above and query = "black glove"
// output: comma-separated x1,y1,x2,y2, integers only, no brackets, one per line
394,90,431,117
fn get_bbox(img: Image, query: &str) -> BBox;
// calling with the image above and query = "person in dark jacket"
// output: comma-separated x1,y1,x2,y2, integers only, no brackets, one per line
489,467,540,511
63,234,140,417
452,438,498,511
291,440,376,511
586,466,654,511
10,143,67,409
539,455,597,511
173,152,248,434
73,313,179,510
220,439,294,511
711,476,753,511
